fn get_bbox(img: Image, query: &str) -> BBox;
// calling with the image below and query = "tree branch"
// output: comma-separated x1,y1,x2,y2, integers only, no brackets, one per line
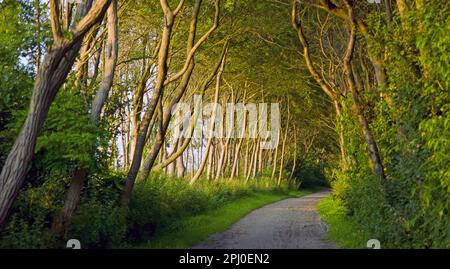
164,0,221,86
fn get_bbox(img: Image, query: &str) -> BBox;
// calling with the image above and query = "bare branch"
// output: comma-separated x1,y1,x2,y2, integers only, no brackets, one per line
164,0,221,86
50,0,63,43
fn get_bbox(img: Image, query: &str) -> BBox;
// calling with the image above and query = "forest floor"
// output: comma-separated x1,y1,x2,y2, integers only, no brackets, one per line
192,190,338,249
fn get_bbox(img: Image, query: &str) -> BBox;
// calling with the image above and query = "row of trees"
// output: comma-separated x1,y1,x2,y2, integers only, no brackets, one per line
1,0,446,248
0,0,332,242
289,0,449,247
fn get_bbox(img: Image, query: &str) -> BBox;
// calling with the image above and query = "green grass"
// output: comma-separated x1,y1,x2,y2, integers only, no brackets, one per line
141,189,312,249
317,196,370,249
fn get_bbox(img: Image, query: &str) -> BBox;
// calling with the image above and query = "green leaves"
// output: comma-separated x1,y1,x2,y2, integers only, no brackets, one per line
35,90,102,173
332,1,450,248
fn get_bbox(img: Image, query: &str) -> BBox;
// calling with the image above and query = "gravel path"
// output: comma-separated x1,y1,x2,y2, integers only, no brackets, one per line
193,190,338,249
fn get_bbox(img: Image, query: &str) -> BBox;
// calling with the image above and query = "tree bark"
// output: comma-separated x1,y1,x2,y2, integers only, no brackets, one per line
51,0,119,235
271,129,280,180
342,0,385,180
121,1,177,206
91,0,118,122
0,0,112,231
190,49,227,185
278,129,288,186
138,40,229,181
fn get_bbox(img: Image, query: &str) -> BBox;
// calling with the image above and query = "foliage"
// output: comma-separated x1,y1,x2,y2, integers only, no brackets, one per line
0,0,34,168
317,196,369,249
328,1,450,249
293,155,329,188
143,189,311,249
1,0,448,250
126,173,290,244
0,88,111,249
0,175,64,249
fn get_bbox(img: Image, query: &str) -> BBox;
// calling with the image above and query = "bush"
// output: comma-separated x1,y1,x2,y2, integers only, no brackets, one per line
327,2,450,248
68,202,127,249
0,174,66,249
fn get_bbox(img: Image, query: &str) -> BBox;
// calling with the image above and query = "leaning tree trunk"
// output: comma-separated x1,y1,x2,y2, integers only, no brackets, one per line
136,62,194,182
120,5,176,207
342,0,385,180
136,0,222,183
292,0,384,179
190,50,227,185
0,0,112,231
137,40,229,183
0,47,73,231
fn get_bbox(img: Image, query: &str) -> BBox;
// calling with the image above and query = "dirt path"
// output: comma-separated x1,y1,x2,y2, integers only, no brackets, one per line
193,190,338,249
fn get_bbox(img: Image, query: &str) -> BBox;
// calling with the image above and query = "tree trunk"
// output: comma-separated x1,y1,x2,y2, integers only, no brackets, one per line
139,41,230,183
342,1,385,180
245,140,256,182
289,132,297,182
271,130,280,179
135,0,218,182
278,129,288,186
51,169,87,233
91,0,118,122
206,144,214,180
121,7,175,206
175,138,186,178
190,50,227,185
0,0,112,231
52,0,118,235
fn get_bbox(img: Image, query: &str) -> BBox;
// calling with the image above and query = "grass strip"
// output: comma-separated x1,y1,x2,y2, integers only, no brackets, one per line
142,189,312,249
317,196,370,249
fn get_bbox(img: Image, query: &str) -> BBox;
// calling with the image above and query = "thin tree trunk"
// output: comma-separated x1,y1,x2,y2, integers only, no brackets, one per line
244,139,250,178
136,0,221,182
206,144,214,180
176,137,186,178
251,138,260,179
190,49,227,185
121,2,176,206
229,139,243,180
289,132,297,182
278,129,288,186
342,0,385,180
271,130,280,179
245,140,256,182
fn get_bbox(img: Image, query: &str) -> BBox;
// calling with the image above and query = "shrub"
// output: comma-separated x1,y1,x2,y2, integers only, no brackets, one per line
68,202,127,249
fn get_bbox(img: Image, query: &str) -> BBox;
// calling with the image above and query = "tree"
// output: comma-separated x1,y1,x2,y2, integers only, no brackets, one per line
0,0,113,231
